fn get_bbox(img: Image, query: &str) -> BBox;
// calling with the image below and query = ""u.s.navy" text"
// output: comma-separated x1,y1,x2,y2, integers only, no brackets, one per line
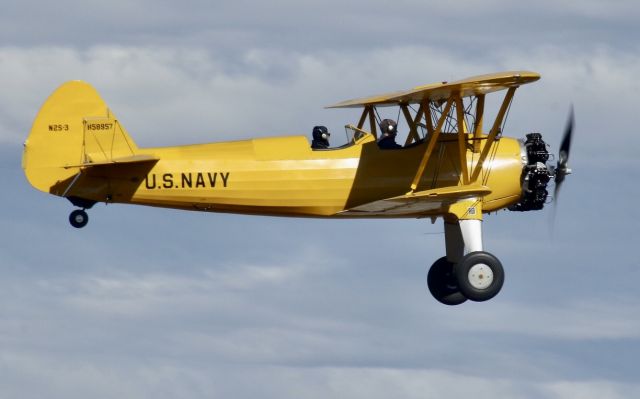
144,172,230,189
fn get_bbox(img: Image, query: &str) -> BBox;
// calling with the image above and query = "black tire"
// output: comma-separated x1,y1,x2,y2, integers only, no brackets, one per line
427,257,467,305
69,209,89,228
455,251,504,302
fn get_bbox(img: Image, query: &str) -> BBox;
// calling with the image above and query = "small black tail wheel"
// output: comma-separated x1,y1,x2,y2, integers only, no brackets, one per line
455,251,504,302
69,209,89,228
427,257,467,306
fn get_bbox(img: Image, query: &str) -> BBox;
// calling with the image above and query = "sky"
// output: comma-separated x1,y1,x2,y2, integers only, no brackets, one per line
1,1,640,398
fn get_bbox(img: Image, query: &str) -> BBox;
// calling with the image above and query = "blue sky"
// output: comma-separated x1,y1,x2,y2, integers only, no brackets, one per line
1,1,640,398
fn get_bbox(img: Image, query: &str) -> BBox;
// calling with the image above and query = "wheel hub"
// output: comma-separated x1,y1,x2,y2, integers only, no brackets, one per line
467,263,494,290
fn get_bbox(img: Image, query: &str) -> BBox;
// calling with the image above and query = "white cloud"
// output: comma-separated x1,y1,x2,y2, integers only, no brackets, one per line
45,245,341,317
541,379,640,399
435,299,640,340
543,0,640,20
3,353,640,399
4,44,638,155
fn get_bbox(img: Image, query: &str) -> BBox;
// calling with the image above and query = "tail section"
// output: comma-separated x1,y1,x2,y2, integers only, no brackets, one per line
23,81,139,195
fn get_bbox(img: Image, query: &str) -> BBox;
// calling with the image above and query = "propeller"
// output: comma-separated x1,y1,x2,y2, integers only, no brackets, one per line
553,106,574,201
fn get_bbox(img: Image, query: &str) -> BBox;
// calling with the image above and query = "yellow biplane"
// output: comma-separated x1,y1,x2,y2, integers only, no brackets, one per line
22,71,573,305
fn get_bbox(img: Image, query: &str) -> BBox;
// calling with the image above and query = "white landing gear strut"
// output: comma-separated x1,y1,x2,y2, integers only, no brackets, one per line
428,217,505,305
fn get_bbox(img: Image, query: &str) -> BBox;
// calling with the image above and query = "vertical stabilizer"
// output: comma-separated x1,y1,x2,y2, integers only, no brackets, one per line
22,81,139,195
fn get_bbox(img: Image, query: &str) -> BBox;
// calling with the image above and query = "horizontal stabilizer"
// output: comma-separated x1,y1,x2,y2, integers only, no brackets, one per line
64,154,158,169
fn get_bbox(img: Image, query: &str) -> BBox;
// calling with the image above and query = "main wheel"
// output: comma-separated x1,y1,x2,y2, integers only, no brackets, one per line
455,251,504,302
69,209,89,228
427,257,467,305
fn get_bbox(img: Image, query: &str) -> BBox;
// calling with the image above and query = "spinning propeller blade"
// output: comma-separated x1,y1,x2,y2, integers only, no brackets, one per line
554,106,574,201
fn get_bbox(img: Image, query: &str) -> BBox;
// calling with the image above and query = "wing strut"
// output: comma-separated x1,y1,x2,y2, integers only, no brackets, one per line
366,106,378,138
408,98,454,193
401,102,426,146
356,106,379,139
469,87,516,183
473,94,485,152
455,96,470,185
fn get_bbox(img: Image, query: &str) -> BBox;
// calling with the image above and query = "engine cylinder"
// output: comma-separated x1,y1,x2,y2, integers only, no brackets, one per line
509,133,553,212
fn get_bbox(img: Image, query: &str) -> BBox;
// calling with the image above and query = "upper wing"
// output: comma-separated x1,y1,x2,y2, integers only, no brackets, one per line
327,71,540,109
339,185,491,216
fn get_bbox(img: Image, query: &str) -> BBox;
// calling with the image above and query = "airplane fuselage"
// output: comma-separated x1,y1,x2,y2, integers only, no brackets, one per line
68,133,525,218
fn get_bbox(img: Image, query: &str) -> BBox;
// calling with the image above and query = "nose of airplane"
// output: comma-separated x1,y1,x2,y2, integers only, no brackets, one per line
509,133,553,212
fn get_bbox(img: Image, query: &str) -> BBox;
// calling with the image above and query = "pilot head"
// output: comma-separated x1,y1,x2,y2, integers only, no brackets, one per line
380,119,397,137
312,126,330,141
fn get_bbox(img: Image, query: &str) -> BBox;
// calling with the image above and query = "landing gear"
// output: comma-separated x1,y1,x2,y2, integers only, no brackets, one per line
427,218,505,304
427,257,467,305
69,209,89,228
66,197,96,229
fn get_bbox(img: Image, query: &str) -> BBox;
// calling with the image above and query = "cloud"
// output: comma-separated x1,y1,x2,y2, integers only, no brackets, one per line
4,43,640,153
4,1,638,52
541,379,640,399
3,353,640,399
434,299,640,340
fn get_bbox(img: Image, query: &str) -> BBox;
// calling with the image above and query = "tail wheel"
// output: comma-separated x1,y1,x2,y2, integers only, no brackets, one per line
427,257,467,306
455,251,504,302
69,209,89,228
